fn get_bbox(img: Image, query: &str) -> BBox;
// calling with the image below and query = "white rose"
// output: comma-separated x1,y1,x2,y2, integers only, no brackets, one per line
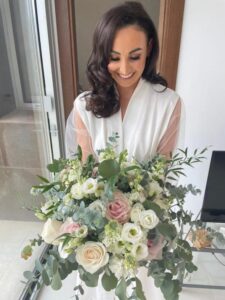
88,200,106,217
41,219,62,245
131,243,148,261
76,242,109,274
130,203,144,223
139,210,159,229
121,223,143,244
149,181,163,197
71,183,84,199
82,178,98,194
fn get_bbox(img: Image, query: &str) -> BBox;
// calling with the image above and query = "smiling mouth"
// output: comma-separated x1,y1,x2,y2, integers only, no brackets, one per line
118,73,134,79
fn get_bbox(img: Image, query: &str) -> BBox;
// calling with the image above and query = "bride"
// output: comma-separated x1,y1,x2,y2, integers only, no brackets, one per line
67,2,181,299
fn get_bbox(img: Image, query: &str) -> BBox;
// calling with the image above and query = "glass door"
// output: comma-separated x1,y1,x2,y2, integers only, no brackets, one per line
0,0,62,299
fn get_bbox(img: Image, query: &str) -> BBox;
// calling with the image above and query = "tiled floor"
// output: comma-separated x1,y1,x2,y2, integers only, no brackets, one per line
0,220,44,300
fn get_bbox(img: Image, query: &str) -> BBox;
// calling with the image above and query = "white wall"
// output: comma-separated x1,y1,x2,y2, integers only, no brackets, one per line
176,0,225,216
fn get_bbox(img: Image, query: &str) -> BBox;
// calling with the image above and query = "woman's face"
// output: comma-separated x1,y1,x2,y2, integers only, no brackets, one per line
107,25,150,93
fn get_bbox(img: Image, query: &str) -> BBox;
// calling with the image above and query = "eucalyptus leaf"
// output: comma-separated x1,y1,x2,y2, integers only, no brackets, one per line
157,223,177,240
42,269,51,286
135,277,147,300
99,159,120,179
102,271,118,291
23,271,34,280
115,278,128,300
51,271,62,290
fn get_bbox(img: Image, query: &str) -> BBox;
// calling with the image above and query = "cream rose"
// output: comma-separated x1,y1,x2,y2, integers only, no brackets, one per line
41,219,62,245
121,223,143,244
76,242,109,274
139,210,159,229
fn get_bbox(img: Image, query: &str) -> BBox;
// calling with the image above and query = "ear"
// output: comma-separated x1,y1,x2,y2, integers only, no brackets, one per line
147,38,153,57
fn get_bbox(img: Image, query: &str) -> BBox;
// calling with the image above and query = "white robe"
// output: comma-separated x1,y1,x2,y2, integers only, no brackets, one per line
75,78,179,162
67,78,180,299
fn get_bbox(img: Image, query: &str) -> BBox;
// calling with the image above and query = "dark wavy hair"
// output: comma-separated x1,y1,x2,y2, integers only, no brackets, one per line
85,1,167,118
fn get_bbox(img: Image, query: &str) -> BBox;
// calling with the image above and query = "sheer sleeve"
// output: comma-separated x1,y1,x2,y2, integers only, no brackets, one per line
157,99,181,158
74,105,95,161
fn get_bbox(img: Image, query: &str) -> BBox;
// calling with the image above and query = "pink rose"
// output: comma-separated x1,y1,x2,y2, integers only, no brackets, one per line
60,219,80,234
147,235,165,260
106,191,131,224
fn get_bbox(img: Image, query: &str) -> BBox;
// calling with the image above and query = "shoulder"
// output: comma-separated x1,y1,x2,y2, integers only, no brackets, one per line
74,91,91,112
142,80,180,107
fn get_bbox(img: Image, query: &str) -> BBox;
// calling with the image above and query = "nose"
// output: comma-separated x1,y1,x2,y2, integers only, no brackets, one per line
119,59,130,75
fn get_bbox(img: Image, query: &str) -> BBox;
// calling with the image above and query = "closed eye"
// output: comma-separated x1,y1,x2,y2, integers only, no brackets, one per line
130,56,141,61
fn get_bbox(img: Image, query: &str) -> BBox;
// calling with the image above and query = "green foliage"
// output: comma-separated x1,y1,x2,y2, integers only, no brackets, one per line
99,159,120,179
101,270,118,291
115,278,128,300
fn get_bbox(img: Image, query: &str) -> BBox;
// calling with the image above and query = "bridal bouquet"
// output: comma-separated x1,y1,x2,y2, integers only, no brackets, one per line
22,134,207,300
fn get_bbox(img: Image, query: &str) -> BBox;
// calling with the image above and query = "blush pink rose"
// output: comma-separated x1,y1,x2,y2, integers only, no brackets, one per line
60,221,80,234
147,235,165,260
106,191,131,224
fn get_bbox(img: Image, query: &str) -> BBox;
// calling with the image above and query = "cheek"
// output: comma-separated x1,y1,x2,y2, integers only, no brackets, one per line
107,63,117,74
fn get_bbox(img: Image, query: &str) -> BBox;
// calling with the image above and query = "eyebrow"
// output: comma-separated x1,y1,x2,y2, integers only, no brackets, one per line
111,48,142,55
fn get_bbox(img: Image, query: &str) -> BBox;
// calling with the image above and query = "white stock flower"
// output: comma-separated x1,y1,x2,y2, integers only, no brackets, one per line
41,219,62,245
70,183,84,199
130,203,144,223
88,200,106,217
82,178,98,194
131,243,148,261
139,210,159,229
68,169,78,182
76,242,109,274
109,256,124,279
121,223,143,244
149,181,163,197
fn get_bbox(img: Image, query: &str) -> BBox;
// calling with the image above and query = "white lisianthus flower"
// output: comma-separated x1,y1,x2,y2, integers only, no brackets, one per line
139,210,159,229
109,256,124,279
41,219,62,245
76,225,88,238
89,200,106,217
131,243,148,261
121,223,143,244
149,181,163,197
76,242,109,274
70,183,84,200
82,178,98,194
130,203,144,223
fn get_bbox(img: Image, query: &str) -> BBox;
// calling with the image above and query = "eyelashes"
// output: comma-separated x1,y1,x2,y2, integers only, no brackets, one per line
110,56,141,62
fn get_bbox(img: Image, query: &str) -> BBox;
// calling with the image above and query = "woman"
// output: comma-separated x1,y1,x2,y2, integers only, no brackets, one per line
70,1,181,299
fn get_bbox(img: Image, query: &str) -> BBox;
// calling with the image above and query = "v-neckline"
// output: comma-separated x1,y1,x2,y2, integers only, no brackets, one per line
119,78,144,124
